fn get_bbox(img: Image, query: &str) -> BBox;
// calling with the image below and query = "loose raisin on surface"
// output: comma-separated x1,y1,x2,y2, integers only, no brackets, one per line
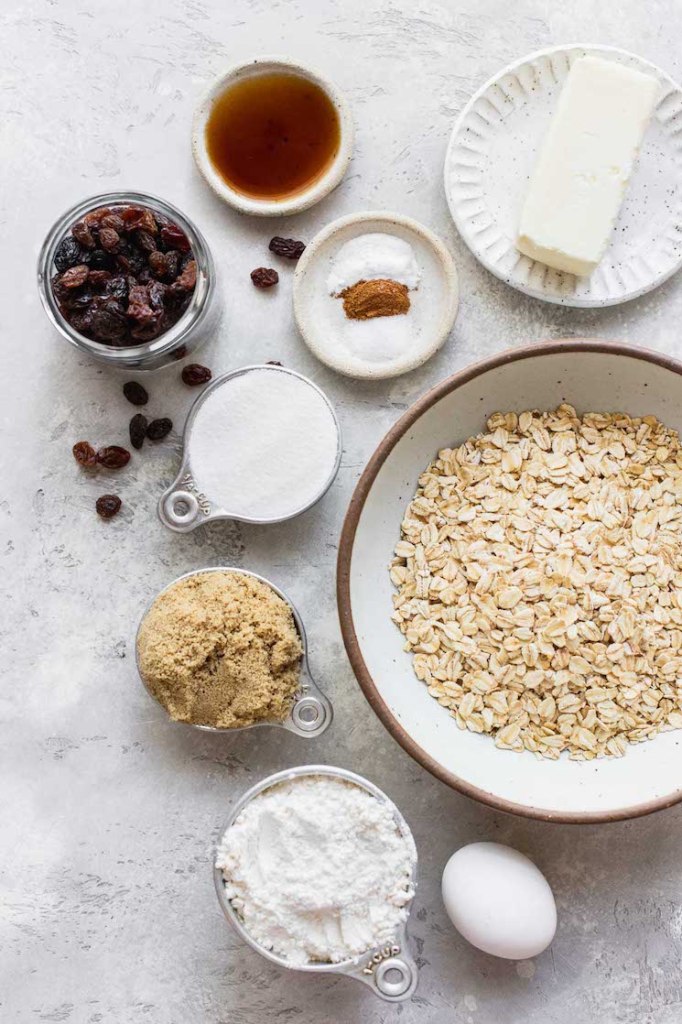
123,381,149,406
60,264,90,289
99,227,120,252
96,445,131,469
181,364,212,386
266,360,283,366
96,494,122,519
72,220,96,249
268,236,305,260
146,417,173,441
160,224,191,252
73,441,97,467
54,237,84,272
129,413,148,449
251,267,279,288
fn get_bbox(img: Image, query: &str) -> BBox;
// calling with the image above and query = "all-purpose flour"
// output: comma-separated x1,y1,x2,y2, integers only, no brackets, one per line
216,776,416,964
188,368,339,521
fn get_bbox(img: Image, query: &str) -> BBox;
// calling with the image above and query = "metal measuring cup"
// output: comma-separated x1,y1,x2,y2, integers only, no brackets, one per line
135,567,332,737
214,765,419,1003
157,364,342,533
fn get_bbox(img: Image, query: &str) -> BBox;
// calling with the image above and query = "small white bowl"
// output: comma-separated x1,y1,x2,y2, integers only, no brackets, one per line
192,56,354,217
293,212,459,379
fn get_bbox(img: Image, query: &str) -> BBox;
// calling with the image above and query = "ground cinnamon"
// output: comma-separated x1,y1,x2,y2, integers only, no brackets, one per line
341,278,410,320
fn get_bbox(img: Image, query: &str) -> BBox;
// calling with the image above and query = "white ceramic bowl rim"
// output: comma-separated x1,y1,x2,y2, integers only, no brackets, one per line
337,337,682,824
192,55,354,216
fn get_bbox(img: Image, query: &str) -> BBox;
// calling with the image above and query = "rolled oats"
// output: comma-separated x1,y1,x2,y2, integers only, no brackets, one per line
390,405,682,760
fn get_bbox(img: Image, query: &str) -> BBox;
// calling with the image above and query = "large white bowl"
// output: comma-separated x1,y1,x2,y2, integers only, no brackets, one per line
338,340,682,822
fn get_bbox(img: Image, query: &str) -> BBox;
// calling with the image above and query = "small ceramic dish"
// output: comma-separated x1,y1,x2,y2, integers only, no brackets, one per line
192,56,354,216
214,764,418,1002
136,567,332,737
158,364,342,532
293,212,459,379
444,44,682,307
338,339,682,822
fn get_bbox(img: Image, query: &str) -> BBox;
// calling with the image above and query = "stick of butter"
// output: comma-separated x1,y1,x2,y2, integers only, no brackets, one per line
517,56,660,276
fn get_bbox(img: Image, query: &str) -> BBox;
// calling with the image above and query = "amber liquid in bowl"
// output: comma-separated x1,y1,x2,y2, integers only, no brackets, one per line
205,72,341,200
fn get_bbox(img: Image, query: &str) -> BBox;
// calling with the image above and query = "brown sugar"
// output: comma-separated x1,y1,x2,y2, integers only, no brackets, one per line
340,278,410,320
137,571,302,729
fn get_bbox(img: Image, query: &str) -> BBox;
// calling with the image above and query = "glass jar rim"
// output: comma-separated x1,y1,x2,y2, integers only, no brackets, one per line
37,190,214,363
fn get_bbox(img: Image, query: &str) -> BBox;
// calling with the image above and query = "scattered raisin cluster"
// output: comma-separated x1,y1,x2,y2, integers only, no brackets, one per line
73,366,212,518
52,204,197,346
251,236,305,288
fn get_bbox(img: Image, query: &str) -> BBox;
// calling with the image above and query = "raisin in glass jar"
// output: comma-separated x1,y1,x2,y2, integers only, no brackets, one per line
37,191,217,369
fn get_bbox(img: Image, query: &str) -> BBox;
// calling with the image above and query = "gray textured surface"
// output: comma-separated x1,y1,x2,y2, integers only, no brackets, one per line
3,1,682,1022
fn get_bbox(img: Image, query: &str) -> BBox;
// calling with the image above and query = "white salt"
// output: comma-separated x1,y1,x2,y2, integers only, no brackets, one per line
327,233,421,294
188,368,339,521
342,314,415,363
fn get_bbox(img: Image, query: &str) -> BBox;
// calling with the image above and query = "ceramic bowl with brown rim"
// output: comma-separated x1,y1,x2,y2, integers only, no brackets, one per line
338,339,682,823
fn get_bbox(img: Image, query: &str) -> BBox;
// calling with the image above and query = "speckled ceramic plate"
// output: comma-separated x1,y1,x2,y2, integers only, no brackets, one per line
444,45,682,307
293,212,459,379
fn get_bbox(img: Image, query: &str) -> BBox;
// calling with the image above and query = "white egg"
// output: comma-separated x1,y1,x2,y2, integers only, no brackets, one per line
441,842,557,960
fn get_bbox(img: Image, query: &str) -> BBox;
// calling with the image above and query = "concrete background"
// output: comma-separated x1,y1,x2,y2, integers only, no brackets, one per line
3,1,682,1021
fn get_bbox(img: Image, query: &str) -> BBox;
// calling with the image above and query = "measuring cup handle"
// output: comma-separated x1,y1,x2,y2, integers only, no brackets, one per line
286,662,333,737
158,488,202,531
290,692,332,735
351,949,418,1002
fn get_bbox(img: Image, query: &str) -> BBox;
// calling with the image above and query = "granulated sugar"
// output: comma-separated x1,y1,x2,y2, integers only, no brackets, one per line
216,775,416,964
188,367,339,521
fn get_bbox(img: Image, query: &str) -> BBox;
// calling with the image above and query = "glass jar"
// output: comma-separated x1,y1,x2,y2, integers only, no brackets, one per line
37,190,218,369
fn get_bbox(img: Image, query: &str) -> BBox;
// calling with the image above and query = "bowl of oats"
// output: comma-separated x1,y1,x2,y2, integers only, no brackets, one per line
338,339,682,822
